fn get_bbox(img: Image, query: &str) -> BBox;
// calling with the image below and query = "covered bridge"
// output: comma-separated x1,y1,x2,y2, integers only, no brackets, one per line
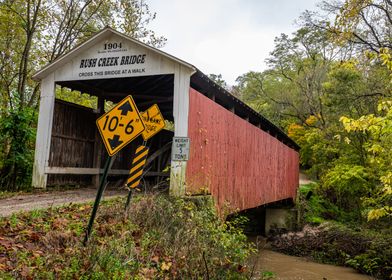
32,27,299,212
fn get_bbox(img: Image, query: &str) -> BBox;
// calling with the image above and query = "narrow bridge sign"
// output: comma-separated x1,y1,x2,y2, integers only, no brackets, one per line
127,145,149,189
96,95,145,156
140,104,165,141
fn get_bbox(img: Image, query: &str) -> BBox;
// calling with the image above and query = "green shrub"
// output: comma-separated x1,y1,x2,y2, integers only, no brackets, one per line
320,164,371,215
297,183,344,225
0,107,36,191
127,194,255,279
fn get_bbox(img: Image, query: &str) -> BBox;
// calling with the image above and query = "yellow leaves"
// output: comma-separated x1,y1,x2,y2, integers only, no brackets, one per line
305,115,318,126
339,59,359,70
378,48,392,74
335,0,372,31
340,114,383,134
150,255,172,272
377,100,392,112
382,185,392,196
368,144,384,154
288,123,304,131
150,254,173,273
161,261,172,271
340,116,353,132
367,206,392,221
287,123,305,139
322,81,333,91
333,134,351,145
344,137,351,145
381,172,392,185
381,172,392,195
78,206,87,211
371,182,391,217
339,116,350,123
365,50,378,61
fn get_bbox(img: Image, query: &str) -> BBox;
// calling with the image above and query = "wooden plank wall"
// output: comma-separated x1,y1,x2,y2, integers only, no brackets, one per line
186,88,299,212
47,100,96,185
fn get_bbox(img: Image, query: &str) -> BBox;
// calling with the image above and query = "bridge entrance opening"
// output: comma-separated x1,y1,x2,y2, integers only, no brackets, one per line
32,28,195,194
43,74,175,190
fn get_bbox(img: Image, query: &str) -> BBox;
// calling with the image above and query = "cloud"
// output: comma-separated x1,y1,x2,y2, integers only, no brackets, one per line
147,0,318,84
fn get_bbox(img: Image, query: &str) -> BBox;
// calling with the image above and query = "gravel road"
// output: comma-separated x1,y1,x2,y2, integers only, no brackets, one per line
0,187,127,217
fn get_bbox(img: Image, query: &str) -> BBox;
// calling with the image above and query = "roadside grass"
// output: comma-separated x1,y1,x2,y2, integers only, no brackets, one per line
0,194,256,279
0,191,27,200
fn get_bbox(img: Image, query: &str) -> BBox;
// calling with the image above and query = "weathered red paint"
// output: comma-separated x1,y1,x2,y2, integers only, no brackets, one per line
186,88,299,212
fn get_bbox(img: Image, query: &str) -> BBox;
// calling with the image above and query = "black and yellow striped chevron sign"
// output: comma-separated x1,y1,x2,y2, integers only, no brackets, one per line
127,145,149,189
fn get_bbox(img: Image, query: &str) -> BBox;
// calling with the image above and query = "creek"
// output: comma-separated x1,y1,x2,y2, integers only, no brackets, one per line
253,247,375,280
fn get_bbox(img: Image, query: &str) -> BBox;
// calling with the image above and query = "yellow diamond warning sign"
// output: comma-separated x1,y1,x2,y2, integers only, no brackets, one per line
141,104,165,141
96,96,145,156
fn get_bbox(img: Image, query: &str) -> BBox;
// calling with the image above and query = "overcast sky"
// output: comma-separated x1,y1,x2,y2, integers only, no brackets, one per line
147,0,319,85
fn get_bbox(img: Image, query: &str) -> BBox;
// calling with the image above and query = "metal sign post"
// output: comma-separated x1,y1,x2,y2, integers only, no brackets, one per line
84,95,146,245
83,154,114,245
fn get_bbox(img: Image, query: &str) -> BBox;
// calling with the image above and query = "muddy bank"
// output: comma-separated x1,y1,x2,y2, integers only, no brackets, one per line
254,248,375,280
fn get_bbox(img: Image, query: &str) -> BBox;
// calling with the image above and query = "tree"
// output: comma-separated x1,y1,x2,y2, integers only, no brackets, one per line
341,100,392,221
0,0,166,110
331,0,392,53
208,73,230,91
331,0,392,222
0,0,165,190
236,25,343,129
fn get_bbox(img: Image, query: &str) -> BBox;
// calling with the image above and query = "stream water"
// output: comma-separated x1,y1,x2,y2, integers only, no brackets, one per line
254,248,375,280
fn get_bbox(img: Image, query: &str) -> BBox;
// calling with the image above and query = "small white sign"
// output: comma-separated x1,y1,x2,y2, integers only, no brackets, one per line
172,137,190,161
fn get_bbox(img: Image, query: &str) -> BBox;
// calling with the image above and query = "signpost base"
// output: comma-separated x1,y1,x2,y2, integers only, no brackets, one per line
83,155,114,245
124,189,133,211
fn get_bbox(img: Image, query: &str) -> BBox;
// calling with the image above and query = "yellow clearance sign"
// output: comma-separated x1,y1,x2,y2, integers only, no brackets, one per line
96,96,145,156
140,104,165,141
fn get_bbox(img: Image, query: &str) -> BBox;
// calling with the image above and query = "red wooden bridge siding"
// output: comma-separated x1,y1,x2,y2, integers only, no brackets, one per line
186,88,299,212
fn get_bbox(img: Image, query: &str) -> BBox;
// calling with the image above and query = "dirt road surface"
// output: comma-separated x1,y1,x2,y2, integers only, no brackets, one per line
0,187,127,217
299,173,314,185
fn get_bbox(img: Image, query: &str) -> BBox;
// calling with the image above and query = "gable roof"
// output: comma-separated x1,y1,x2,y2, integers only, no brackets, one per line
32,26,196,81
